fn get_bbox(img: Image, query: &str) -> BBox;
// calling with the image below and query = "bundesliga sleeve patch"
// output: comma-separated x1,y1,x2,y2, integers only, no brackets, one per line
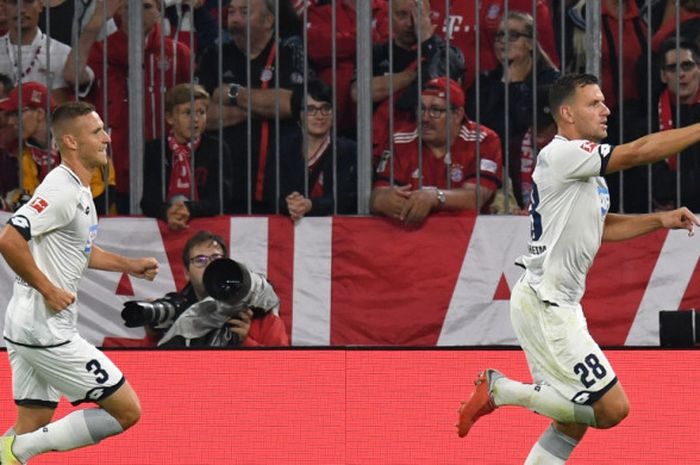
27,197,49,214
7,215,31,241
579,141,598,153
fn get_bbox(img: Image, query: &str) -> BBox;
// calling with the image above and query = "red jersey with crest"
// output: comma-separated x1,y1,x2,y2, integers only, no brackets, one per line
373,120,502,193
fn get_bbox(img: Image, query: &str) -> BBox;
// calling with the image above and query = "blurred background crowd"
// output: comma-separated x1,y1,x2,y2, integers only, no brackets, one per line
0,0,698,227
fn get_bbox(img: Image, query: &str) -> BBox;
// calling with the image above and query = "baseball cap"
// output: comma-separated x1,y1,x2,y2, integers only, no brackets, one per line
422,77,465,108
0,82,56,113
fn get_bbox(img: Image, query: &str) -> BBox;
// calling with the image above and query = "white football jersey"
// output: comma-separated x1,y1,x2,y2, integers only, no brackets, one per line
4,165,98,346
517,135,613,306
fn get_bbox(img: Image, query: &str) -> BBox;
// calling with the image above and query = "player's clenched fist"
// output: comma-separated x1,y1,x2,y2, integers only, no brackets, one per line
659,207,700,237
129,257,159,281
43,286,76,312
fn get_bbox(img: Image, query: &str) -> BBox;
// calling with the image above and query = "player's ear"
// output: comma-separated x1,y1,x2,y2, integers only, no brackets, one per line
559,104,575,125
59,133,79,151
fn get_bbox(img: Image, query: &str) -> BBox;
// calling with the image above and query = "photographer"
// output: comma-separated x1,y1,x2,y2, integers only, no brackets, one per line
122,230,289,347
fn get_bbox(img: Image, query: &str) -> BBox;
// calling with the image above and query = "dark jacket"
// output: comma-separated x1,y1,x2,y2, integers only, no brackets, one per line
141,132,233,219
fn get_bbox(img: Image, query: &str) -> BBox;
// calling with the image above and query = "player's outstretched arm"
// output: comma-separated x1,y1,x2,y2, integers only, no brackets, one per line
0,224,76,311
602,208,699,242
607,122,700,174
89,245,159,281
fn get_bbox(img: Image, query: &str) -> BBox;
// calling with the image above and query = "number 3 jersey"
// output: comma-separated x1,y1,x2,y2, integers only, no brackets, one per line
4,165,98,347
516,135,614,307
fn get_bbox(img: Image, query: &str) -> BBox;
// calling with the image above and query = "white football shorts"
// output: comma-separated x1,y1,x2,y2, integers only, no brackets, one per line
6,335,125,407
510,278,618,405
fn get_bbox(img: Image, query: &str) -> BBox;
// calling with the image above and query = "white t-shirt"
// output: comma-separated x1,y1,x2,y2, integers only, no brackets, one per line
4,165,97,346
0,29,93,93
517,135,614,307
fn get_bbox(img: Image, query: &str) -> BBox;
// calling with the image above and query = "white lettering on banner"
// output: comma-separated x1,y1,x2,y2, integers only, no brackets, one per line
438,216,531,346
230,217,269,276
625,230,700,345
79,217,176,345
291,217,332,346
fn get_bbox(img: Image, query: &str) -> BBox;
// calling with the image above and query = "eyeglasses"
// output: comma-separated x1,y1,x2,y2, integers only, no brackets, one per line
663,61,698,73
420,105,449,119
188,253,225,268
494,30,531,43
306,104,332,116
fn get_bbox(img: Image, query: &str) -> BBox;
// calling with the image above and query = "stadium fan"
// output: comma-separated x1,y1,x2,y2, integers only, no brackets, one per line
371,77,502,228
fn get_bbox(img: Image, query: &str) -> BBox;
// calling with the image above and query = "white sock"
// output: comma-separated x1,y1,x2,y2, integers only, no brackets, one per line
492,376,596,426
524,442,566,465
12,408,123,463
524,424,578,464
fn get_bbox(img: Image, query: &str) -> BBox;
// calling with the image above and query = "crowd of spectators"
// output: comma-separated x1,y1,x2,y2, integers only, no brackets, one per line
0,0,698,221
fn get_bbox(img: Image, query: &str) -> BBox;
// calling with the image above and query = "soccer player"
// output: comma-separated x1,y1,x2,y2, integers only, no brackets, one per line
456,73,700,464
0,101,159,464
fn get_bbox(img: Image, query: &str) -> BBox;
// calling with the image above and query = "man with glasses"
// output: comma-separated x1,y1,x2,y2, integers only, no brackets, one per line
370,77,502,228
149,230,289,348
652,38,700,213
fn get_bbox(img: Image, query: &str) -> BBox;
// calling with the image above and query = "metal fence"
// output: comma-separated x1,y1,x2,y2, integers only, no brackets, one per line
0,0,697,217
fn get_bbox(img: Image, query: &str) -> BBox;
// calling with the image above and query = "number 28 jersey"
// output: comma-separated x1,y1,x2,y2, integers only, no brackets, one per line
4,165,98,347
516,135,614,307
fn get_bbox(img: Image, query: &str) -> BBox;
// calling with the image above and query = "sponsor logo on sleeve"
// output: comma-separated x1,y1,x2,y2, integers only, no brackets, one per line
480,159,498,174
84,224,99,253
598,144,612,158
28,197,49,214
9,216,29,229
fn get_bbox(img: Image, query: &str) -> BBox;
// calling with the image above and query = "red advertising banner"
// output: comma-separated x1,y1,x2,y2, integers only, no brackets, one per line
0,349,697,464
0,213,698,346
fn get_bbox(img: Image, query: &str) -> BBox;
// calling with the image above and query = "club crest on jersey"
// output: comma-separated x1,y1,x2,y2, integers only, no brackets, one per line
28,197,49,214
580,141,598,153
450,164,464,183
598,186,610,216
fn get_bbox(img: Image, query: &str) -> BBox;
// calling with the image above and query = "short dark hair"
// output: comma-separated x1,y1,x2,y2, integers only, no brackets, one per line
182,230,228,269
51,101,97,141
52,101,95,125
658,37,700,65
306,79,332,105
548,73,600,121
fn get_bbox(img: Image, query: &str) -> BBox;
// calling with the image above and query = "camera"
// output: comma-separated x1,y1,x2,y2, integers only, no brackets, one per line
121,292,190,329
202,257,252,305
156,258,279,347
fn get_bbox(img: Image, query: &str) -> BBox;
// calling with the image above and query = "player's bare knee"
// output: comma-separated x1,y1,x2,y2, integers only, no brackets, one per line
114,404,141,430
596,400,629,429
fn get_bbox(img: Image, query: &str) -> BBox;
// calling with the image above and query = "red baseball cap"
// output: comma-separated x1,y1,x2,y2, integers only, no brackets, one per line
0,82,56,113
422,77,465,108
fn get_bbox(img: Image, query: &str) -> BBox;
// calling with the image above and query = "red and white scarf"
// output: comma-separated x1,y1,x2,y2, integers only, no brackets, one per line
27,141,60,181
167,133,201,201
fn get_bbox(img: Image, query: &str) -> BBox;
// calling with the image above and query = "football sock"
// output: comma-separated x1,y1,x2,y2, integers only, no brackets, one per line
12,408,123,462
492,376,597,426
524,424,578,464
